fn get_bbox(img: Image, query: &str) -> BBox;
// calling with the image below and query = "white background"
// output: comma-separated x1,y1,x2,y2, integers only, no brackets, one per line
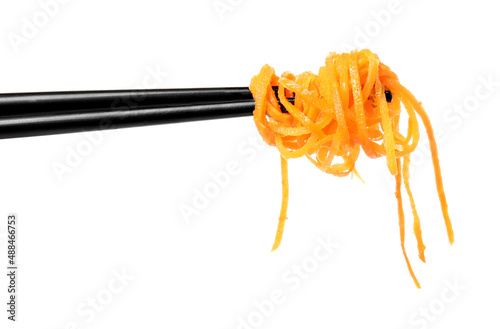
0,0,499,328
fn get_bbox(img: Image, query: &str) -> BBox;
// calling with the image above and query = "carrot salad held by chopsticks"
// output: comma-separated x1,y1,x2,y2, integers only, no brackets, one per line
250,49,454,288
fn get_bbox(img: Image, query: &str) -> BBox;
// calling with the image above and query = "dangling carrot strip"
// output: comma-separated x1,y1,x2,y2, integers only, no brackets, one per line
271,155,289,252
403,154,426,262
395,158,421,288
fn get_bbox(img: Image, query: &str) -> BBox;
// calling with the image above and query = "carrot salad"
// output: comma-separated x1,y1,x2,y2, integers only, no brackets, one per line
249,49,453,288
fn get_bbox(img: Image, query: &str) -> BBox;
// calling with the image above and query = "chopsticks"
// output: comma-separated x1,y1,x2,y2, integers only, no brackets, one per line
0,87,292,139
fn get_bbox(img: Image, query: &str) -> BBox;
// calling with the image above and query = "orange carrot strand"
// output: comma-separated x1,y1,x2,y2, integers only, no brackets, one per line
396,158,421,288
403,154,426,262
271,155,289,252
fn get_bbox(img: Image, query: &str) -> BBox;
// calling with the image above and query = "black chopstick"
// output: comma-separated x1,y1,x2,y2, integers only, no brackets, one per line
0,101,258,139
0,87,253,116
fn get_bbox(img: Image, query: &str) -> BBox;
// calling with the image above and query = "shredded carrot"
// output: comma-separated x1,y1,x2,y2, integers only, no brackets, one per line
271,155,289,251
249,49,454,287
396,158,421,288
403,154,426,263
